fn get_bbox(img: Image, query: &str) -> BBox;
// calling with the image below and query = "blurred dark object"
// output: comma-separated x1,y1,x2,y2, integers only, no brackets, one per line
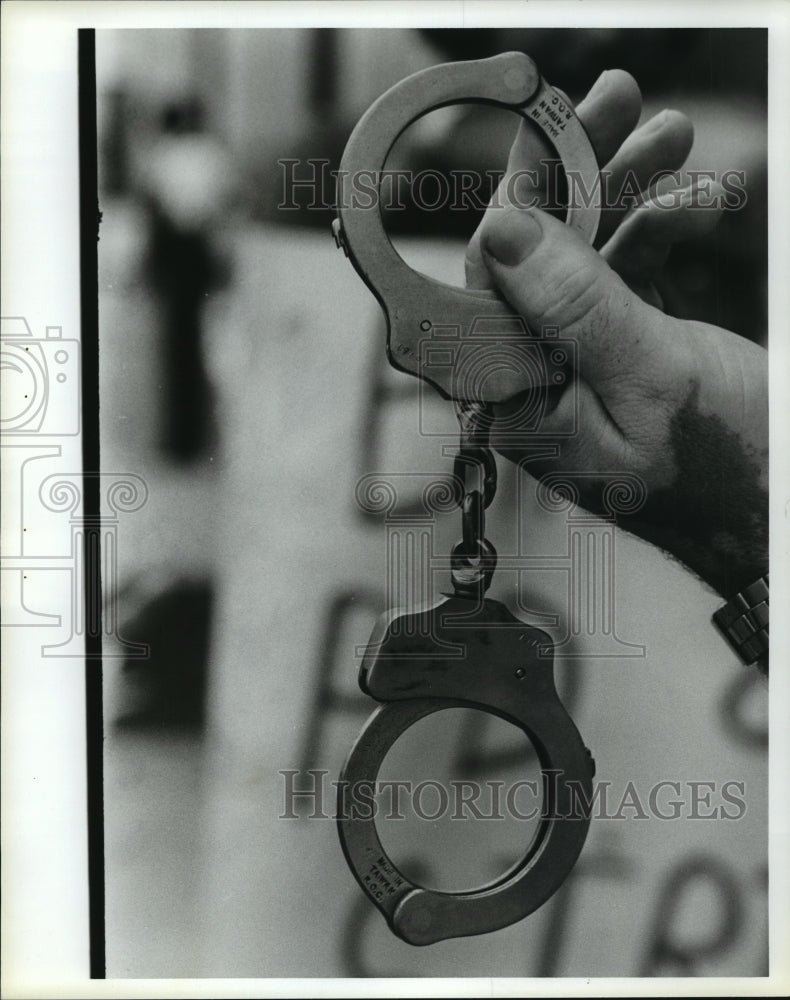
420,28,767,102
115,577,214,730
100,87,131,197
143,98,233,462
147,212,219,461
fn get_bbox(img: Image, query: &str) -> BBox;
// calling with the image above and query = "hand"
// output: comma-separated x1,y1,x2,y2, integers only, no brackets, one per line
466,71,768,598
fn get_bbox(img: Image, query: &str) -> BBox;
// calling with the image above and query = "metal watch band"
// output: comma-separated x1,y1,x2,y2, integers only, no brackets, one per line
712,573,769,669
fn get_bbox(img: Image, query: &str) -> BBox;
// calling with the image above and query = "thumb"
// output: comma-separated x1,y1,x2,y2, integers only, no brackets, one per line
480,206,678,397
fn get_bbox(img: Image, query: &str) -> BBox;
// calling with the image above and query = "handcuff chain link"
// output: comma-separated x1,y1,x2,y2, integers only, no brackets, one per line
450,402,498,597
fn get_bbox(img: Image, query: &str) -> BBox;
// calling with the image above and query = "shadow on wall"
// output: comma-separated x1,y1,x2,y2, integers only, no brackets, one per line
114,577,214,730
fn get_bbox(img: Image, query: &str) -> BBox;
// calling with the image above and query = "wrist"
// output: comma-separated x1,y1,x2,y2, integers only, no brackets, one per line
627,369,768,598
618,515,767,598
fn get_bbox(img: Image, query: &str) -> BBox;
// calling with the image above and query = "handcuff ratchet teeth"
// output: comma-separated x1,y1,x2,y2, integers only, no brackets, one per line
332,52,601,945
332,50,601,403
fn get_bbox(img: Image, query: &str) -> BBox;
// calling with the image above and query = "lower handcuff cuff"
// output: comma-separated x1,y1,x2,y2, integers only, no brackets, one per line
331,52,601,945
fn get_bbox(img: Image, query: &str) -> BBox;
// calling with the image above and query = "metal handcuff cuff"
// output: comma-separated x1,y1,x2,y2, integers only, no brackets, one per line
331,52,601,946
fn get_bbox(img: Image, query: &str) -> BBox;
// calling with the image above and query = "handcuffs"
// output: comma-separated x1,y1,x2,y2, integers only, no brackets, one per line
332,52,601,945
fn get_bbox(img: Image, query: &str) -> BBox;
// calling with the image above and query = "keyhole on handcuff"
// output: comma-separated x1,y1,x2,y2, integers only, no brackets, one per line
381,105,568,285
374,707,543,893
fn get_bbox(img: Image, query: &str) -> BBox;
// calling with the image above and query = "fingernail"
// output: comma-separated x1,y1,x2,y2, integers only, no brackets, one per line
481,209,543,266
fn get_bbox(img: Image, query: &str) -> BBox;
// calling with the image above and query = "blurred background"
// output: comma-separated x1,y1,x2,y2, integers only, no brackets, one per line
96,28,768,977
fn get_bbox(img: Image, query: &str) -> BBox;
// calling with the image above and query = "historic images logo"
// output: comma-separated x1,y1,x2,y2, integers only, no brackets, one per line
1,316,148,657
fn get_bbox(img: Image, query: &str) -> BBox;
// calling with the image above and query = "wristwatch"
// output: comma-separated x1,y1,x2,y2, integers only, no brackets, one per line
712,573,769,671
